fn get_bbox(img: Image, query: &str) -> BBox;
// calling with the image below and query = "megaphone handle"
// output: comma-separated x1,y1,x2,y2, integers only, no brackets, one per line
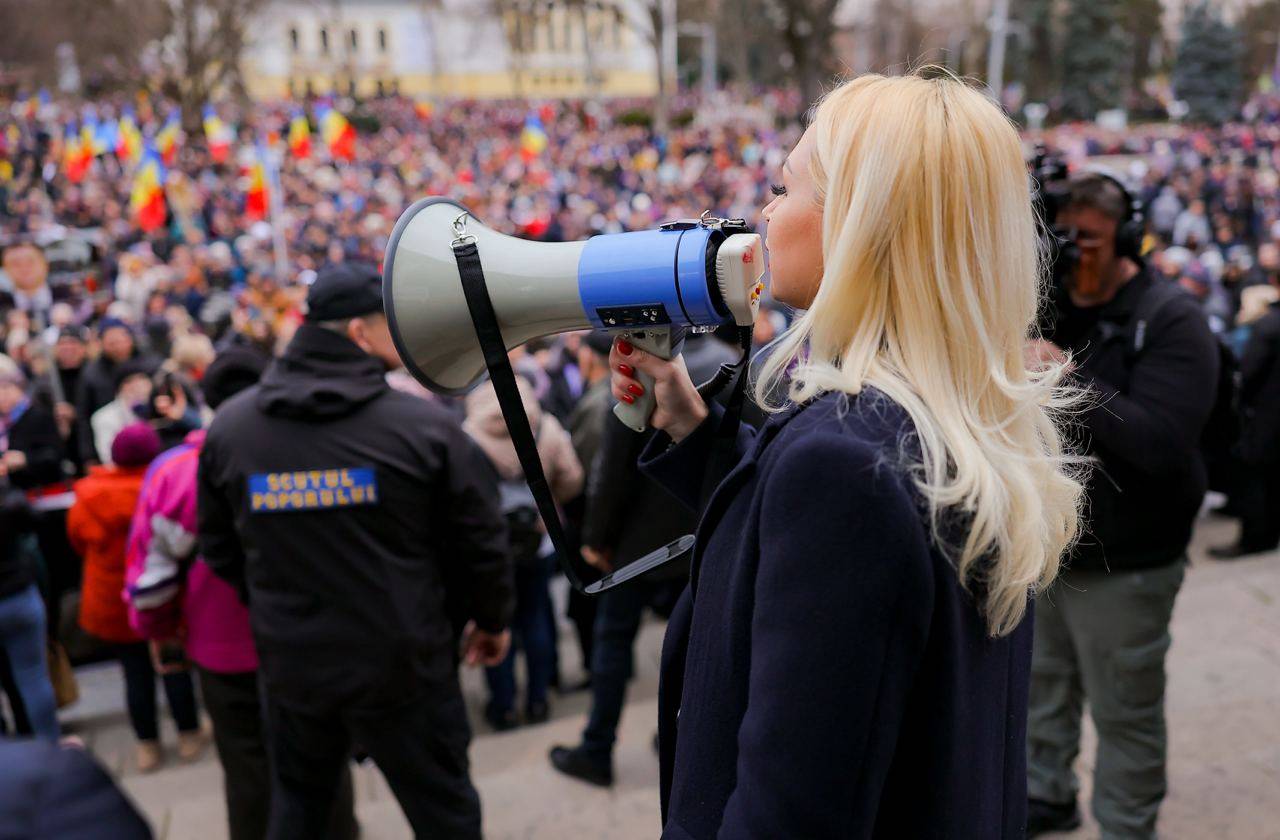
612,328,683,433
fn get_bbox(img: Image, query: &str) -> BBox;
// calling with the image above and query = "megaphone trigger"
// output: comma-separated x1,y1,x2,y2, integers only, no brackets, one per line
611,327,686,433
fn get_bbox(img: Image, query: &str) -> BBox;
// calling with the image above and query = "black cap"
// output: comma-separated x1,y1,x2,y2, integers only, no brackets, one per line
305,262,384,323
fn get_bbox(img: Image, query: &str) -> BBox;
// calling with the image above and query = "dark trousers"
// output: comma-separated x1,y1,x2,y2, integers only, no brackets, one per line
485,554,555,718
114,641,199,741
1235,463,1280,551
264,687,481,840
199,667,356,840
581,576,657,761
566,585,597,678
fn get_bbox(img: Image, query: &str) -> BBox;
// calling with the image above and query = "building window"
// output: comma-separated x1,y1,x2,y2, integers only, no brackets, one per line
612,11,623,49
349,28,358,51
289,26,299,52
320,27,329,53
378,27,387,53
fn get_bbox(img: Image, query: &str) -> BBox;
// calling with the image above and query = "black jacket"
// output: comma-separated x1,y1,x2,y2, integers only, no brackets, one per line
640,390,1033,839
0,489,36,599
3,401,65,490
1239,302,1280,466
75,353,148,462
197,325,514,714
1045,269,1219,571
581,336,741,577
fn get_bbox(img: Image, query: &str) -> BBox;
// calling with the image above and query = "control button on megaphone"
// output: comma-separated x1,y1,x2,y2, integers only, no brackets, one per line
383,197,765,431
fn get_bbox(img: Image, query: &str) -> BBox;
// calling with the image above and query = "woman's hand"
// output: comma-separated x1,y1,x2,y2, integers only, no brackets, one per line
610,337,708,443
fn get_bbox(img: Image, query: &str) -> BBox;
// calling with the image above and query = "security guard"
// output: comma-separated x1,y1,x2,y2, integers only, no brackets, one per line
197,263,514,840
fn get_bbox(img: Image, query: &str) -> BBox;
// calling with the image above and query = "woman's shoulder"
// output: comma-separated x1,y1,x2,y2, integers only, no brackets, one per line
769,388,917,468
762,390,921,507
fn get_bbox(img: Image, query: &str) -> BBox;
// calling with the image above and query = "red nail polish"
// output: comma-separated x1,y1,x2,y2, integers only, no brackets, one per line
617,339,634,356
618,363,634,377
627,383,644,396
620,393,635,404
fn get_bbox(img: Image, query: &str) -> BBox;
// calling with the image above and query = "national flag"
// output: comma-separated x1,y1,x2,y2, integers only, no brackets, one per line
203,104,234,163
63,124,89,183
156,111,181,166
93,118,118,158
287,111,311,159
130,145,167,232
413,99,433,121
317,106,356,161
116,109,143,166
519,113,548,162
244,147,270,221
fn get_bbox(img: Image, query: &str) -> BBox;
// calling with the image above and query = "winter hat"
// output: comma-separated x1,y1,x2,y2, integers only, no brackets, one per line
110,422,161,468
98,316,134,338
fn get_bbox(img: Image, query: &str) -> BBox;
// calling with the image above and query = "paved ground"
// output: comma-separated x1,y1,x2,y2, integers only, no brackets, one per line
54,512,1280,839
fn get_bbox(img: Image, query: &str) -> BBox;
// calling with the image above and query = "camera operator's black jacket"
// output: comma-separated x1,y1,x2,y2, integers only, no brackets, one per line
1045,268,1219,572
197,325,514,714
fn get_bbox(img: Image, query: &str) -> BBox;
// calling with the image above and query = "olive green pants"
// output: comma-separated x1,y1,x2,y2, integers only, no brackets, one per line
1027,560,1186,840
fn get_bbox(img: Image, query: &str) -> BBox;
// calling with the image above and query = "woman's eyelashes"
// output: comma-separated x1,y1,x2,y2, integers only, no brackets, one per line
770,183,787,197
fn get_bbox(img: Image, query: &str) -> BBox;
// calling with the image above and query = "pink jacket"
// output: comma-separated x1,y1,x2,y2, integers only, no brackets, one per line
124,431,258,674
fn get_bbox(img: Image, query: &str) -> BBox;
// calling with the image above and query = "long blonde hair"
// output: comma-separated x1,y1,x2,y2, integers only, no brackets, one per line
756,70,1085,637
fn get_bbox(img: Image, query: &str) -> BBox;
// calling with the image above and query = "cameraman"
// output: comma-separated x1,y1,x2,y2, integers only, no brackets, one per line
1027,174,1219,838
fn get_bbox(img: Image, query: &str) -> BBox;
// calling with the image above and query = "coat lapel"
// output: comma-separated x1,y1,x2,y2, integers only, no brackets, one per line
688,401,812,595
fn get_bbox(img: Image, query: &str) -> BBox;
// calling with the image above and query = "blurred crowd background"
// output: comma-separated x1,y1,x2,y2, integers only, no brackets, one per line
3,0,1280,837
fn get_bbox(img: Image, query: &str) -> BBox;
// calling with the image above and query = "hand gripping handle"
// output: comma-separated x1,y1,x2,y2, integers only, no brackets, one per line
611,327,684,434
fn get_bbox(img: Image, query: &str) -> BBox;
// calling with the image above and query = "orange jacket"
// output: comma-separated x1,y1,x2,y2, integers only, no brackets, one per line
68,465,149,643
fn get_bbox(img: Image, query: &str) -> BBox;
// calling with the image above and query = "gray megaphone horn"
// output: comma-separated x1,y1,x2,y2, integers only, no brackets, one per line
383,197,765,592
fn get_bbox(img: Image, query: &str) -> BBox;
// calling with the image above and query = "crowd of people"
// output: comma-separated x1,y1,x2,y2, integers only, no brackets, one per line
0,87,1277,839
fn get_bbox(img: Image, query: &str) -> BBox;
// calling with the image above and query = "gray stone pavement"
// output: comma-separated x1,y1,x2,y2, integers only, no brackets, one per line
53,513,1280,839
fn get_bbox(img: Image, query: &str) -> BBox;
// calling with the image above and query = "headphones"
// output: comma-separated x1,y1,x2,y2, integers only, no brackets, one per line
1073,168,1146,261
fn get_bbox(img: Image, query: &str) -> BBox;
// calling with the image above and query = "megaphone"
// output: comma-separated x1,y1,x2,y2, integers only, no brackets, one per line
382,196,765,594
382,197,764,432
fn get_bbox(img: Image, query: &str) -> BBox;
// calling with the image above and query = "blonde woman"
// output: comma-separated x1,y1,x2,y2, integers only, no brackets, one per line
611,70,1084,838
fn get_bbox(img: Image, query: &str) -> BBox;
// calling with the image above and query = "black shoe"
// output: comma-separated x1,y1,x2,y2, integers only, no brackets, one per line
1208,542,1274,560
485,708,520,732
526,702,550,725
549,745,613,787
1026,798,1081,837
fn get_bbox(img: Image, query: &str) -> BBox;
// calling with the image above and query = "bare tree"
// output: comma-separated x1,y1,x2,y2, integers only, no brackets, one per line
769,0,841,104
0,0,170,91
159,0,269,125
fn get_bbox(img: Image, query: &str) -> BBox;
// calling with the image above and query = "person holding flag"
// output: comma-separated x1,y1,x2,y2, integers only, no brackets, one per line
317,105,355,161
156,111,182,167
287,111,311,160
203,105,234,164
129,145,167,233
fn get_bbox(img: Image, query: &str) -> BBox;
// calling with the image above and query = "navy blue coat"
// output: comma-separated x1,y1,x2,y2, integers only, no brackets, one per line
640,389,1033,839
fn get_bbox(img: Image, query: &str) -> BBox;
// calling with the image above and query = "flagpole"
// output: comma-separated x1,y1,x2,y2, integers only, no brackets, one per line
263,138,290,282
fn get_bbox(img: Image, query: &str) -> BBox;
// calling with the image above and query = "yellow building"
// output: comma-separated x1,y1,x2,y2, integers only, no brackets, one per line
242,0,660,100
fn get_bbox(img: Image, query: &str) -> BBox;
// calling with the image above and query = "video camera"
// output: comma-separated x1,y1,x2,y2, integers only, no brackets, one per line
1030,144,1079,291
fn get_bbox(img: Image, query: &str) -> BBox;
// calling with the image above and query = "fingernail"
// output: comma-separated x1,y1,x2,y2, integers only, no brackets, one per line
627,383,644,396
620,393,635,404
617,339,633,356
618,363,634,377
